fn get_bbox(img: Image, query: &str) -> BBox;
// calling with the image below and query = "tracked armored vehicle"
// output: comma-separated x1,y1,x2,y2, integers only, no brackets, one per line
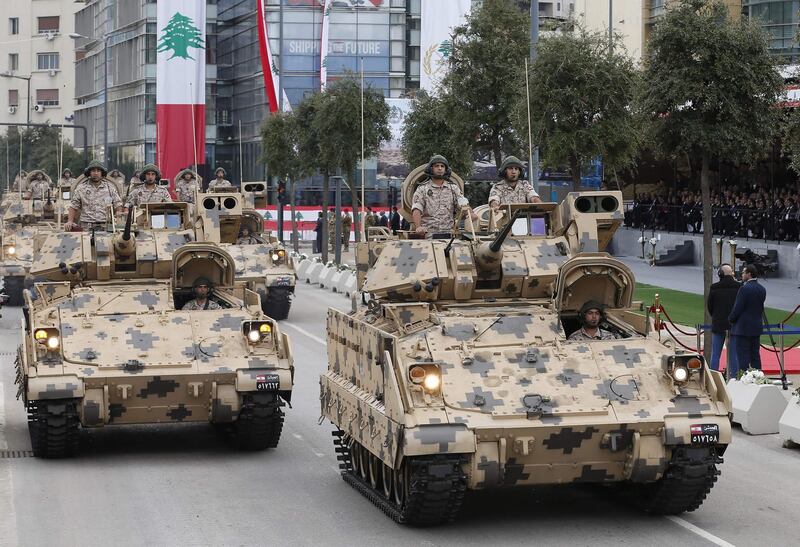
321,168,732,525
17,197,294,458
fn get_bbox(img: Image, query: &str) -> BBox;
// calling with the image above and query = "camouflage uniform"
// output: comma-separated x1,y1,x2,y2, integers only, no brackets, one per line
175,170,199,203
567,327,617,341
236,235,259,245
488,180,538,206
59,176,76,188
126,184,173,207
29,178,53,200
342,212,352,250
412,181,464,234
69,180,123,224
209,178,232,190
182,298,221,311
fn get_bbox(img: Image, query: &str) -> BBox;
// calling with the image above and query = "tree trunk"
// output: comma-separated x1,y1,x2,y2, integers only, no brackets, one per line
349,164,360,244
700,152,713,359
322,170,329,263
289,178,299,253
492,136,503,169
569,155,582,192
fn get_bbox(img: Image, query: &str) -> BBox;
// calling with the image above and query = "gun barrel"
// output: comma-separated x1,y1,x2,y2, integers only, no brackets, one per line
488,209,521,253
122,206,134,241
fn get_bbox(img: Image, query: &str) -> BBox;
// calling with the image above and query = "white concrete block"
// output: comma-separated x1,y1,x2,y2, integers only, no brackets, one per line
307,262,326,284
329,268,349,292
337,271,358,297
295,258,315,281
728,379,789,435
319,266,338,289
779,395,800,448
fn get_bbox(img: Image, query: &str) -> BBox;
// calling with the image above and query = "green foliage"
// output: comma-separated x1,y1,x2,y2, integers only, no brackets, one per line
260,112,301,181
0,126,84,186
443,0,528,165
521,29,639,190
401,91,473,176
638,0,781,164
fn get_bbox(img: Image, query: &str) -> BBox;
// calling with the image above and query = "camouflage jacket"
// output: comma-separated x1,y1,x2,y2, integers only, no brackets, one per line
342,214,353,229
236,236,259,245
29,179,53,200
126,185,173,207
175,180,198,203
488,180,539,206
208,179,232,189
58,177,76,188
567,327,617,342
69,180,123,223
411,180,464,233
182,298,221,311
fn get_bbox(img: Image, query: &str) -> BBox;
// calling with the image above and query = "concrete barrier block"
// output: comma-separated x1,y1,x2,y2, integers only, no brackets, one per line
329,267,351,293
728,379,789,435
307,262,326,284
779,395,800,448
319,265,338,289
295,258,315,281
340,272,358,297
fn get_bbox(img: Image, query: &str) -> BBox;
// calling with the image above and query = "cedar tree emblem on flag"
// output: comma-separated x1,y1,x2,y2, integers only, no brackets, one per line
158,12,206,60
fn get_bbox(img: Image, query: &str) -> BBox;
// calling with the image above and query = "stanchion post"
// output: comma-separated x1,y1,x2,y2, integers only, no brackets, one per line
654,293,661,341
696,326,701,358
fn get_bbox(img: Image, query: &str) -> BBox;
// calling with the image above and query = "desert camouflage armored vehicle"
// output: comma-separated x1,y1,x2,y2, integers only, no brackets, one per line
17,200,294,458
200,187,295,319
321,169,732,525
1,170,62,305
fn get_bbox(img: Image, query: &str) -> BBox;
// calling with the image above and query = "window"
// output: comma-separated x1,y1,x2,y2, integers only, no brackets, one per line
8,90,19,107
37,53,60,71
8,53,18,71
9,17,18,35
36,88,59,106
37,16,59,34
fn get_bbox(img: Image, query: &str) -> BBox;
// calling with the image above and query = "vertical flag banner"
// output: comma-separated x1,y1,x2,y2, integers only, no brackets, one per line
320,0,333,91
257,0,292,113
156,0,206,183
420,0,470,93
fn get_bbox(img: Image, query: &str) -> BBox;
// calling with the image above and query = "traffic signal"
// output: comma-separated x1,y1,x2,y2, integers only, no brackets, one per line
277,180,287,204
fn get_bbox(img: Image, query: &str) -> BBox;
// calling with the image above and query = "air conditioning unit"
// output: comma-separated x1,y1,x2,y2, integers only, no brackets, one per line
34,104,45,112
48,69,56,77
8,106,16,114
45,32,56,41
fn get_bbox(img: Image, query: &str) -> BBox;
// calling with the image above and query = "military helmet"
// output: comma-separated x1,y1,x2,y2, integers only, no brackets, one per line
499,156,525,179
83,160,108,177
139,163,161,182
424,154,452,178
215,167,226,176
192,276,214,296
62,168,72,177
579,300,605,320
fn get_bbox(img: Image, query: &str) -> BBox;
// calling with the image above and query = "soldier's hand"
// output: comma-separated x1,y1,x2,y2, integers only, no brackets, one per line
415,226,426,235
490,202,500,211
64,221,78,231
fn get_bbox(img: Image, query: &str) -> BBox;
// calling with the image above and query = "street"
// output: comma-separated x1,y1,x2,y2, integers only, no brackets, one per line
0,282,798,546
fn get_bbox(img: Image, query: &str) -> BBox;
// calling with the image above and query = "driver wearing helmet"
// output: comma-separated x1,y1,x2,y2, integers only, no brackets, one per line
568,300,617,341
182,277,221,310
489,155,541,210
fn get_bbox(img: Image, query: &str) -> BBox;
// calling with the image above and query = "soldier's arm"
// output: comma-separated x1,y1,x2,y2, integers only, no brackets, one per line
488,185,501,208
526,182,542,203
110,186,124,214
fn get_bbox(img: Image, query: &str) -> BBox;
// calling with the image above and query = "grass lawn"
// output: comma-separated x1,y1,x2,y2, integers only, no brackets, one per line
634,283,800,345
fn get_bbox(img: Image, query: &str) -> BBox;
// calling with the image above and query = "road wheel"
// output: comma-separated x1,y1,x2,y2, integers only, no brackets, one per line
392,462,406,506
368,452,381,489
233,393,284,450
262,287,292,320
381,462,393,498
358,445,370,481
28,399,80,458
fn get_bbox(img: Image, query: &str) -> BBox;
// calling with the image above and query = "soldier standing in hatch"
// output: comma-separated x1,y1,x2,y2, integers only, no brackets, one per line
209,167,232,189
237,227,259,245
59,168,76,188
488,155,541,210
182,277,221,310
411,154,476,235
568,301,618,341
175,169,199,203
342,209,352,251
64,161,124,231
28,172,52,200
126,164,173,207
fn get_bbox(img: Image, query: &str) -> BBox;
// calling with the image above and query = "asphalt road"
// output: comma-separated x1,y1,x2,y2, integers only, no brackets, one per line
0,283,798,546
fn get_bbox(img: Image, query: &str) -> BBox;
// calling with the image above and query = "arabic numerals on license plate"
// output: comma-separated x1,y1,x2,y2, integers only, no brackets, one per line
690,423,720,446
256,373,280,391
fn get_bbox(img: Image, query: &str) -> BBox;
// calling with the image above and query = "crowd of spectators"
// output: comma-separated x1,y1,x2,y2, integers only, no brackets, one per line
624,180,800,241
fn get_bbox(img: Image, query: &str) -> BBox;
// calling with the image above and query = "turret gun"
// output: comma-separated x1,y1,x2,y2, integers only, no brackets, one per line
474,207,521,273
113,206,136,257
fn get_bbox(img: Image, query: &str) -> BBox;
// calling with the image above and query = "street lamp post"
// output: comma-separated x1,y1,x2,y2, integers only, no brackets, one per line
0,72,32,126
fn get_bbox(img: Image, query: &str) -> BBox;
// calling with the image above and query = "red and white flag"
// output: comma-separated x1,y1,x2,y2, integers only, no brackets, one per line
156,1,206,184
257,0,291,113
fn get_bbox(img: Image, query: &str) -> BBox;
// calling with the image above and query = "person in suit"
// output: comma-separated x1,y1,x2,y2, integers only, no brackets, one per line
390,206,401,234
313,212,324,254
707,264,740,372
728,263,767,376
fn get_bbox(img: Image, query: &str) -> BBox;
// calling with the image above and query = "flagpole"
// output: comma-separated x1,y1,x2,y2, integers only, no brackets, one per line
57,124,64,230
239,120,244,186
18,130,23,200
360,56,366,242
189,82,198,175
524,57,533,190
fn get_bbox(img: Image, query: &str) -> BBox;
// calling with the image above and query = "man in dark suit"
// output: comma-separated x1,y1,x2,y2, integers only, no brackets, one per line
313,212,324,254
707,264,740,372
728,264,767,376
390,206,401,234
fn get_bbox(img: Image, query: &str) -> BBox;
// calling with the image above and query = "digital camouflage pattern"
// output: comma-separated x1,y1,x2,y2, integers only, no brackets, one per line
209,178,232,189
488,179,539,206
323,186,732,525
567,327,617,341
28,176,53,200
182,298,221,310
175,169,200,203
411,180,464,233
126,184,173,207
69,180,123,223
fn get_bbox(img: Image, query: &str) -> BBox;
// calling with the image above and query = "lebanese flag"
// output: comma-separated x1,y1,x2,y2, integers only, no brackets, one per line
156,1,206,185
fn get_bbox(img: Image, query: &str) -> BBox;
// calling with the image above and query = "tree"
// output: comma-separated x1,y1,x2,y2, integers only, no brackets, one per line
521,29,639,191
157,12,205,60
0,126,84,187
638,0,782,356
261,112,302,251
442,0,528,167
401,91,473,177
313,75,391,243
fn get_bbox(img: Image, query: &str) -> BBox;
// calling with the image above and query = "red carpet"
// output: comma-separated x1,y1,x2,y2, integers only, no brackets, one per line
718,347,800,374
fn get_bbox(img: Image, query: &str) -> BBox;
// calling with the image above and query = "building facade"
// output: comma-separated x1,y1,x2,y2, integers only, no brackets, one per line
0,1,82,133
574,0,644,62
743,0,800,62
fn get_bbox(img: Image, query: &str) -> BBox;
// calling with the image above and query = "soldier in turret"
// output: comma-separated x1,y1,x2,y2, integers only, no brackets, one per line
126,164,173,207
12,170,28,191
182,277,220,310
175,169,199,203
28,172,53,200
59,168,76,188
567,301,618,341
237,227,259,245
209,167,232,190
129,170,142,187
411,155,476,235
108,169,126,190
488,156,541,210
64,161,124,231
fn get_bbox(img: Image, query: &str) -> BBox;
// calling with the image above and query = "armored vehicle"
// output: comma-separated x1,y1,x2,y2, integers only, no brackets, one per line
200,186,295,319
320,168,732,525
17,199,294,458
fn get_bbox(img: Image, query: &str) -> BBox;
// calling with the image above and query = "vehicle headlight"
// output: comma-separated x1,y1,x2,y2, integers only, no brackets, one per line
243,320,273,344
34,328,60,351
47,336,60,349
664,355,703,384
271,249,286,263
409,364,441,394
6,245,15,256
271,253,280,261
672,365,689,383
